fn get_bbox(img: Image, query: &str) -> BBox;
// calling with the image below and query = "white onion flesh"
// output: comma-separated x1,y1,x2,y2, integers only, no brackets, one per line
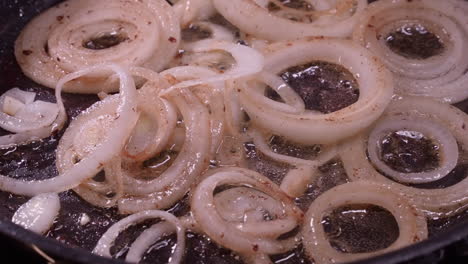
174,0,216,27
0,64,138,195
93,210,185,264
353,0,468,103
15,0,180,93
118,89,211,213
191,167,303,255
161,39,264,96
302,181,428,264
12,193,60,234
213,0,367,41
367,116,459,184
340,96,468,218
239,38,394,145
126,222,176,263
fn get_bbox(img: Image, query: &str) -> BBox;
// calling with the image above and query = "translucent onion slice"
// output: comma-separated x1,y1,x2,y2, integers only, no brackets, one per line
15,0,180,93
160,39,264,96
353,0,468,103
191,167,303,255
161,66,225,155
0,86,66,148
126,222,176,263
340,96,468,218
212,0,367,41
174,0,216,27
12,193,60,234
0,64,138,196
239,38,394,145
93,210,185,264
214,187,297,237
367,116,458,184
0,89,58,133
118,89,211,213
302,181,428,264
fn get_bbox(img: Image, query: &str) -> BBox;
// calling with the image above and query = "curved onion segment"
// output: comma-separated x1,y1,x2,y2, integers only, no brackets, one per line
15,0,180,93
191,167,303,255
174,0,216,27
340,96,468,217
302,181,428,264
161,39,264,96
0,64,138,196
213,0,367,41
12,193,60,234
93,210,185,264
353,0,468,103
367,116,458,184
117,89,211,213
239,38,394,145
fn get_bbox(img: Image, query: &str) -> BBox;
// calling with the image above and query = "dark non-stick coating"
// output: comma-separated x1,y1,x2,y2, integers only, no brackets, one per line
0,0,468,263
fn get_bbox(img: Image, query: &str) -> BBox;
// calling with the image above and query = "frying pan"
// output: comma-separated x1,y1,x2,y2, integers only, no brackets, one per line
1,0,468,263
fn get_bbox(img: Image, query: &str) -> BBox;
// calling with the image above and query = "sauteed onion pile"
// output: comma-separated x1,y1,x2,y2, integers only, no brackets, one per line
2,0,468,263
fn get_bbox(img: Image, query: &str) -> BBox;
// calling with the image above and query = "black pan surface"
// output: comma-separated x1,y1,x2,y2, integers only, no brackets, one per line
0,1,468,263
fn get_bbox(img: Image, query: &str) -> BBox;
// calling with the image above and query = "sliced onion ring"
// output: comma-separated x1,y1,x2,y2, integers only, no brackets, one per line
302,181,428,264
367,116,458,184
0,64,138,196
12,193,60,235
15,0,180,93
93,210,185,264
239,38,394,145
352,0,468,103
340,96,468,218
191,167,303,255
213,0,367,41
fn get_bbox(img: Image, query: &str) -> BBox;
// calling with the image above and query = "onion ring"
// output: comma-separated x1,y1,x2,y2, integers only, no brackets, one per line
353,0,468,103
191,167,303,255
15,0,180,93
302,181,428,264
12,193,60,235
93,210,185,264
239,38,394,145
213,0,367,41
0,64,138,196
340,96,468,217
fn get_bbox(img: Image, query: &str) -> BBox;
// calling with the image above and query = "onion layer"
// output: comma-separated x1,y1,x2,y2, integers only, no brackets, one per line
15,0,180,93
0,64,138,196
302,181,427,264
367,116,458,184
213,0,367,41
12,193,60,234
353,0,468,103
340,96,468,217
191,167,303,255
93,210,185,264
239,38,394,145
